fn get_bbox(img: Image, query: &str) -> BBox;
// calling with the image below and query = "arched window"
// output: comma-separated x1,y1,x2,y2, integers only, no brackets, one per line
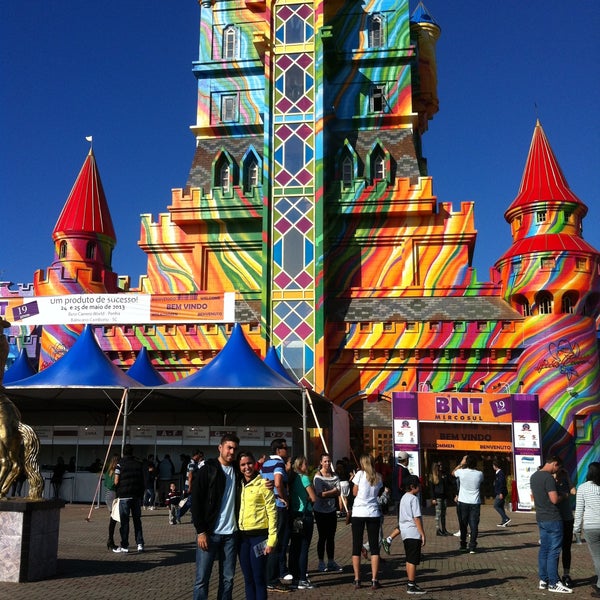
342,155,353,189
59,240,67,259
245,156,259,191
223,26,237,59
561,292,578,314
513,294,531,317
373,152,385,181
86,241,96,260
369,14,384,47
536,291,553,315
219,162,230,191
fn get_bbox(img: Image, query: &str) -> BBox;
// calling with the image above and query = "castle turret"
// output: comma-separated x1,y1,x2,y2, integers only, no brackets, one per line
410,2,441,135
34,147,122,367
496,120,600,475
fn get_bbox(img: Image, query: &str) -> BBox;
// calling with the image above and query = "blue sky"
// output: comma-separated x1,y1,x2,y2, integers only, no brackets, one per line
1,1,598,289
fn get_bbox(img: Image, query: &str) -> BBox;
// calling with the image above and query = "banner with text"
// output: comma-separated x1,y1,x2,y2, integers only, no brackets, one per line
1,292,235,325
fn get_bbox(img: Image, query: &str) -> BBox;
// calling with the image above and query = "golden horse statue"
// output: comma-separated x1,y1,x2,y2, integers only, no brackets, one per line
0,318,44,500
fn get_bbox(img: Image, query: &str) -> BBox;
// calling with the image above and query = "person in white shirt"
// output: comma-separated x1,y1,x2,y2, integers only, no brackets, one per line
350,454,383,590
452,454,483,553
573,461,600,598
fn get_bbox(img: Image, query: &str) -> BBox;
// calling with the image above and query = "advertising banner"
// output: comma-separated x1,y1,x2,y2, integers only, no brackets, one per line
1,292,235,325
417,392,513,423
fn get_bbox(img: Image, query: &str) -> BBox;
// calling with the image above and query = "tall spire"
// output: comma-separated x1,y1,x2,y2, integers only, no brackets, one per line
53,148,116,241
505,120,585,219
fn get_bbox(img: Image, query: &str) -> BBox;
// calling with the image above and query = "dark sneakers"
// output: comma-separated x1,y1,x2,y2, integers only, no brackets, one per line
407,583,426,594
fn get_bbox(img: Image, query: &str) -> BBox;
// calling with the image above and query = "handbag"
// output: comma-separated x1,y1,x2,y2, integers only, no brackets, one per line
111,498,121,522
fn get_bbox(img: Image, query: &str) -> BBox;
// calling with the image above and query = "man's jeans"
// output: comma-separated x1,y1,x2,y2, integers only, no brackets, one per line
457,502,480,550
493,495,509,523
118,498,144,549
193,533,237,600
538,520,563,586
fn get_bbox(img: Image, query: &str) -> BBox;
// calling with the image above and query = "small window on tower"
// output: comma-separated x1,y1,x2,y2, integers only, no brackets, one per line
342,156,353,189
86,242,96,260
541,257,555,270
575,257,587,271
536,210,547,223
223,26,237,59
59,241,67,259
221,94,238,122
369,15,384,48
371,85,386,112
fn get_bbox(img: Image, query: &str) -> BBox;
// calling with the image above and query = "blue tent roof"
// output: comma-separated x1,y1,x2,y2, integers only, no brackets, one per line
127,347,166,386
264,346,297,384
166,323,299,389
3,348,36,384
5,324,139,388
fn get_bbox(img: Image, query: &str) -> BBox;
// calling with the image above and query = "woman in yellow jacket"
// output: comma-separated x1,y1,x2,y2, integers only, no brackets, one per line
238,451,278,600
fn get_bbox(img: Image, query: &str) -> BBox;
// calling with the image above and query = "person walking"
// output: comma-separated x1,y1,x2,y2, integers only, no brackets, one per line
492,459,511,527
554,466,576,588
313,453,342,573
261,438,292,592
113,444,145,554
104,454,119,551
237,451,277,600
573,461,600,598
430,461,451,535
399,475,427,595
192,433,240,600
351,454,383,590
452,454,483,553
530,455,572,594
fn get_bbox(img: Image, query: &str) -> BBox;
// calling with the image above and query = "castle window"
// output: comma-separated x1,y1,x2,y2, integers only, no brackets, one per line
342,156,353,189
406,321,417,331
536,210,547,223
513,294,531,317
536,291,553,315
59,240,67,259
221,94,238,122
359,322,372,333
561,292,578,314
429,321,440,332
453,321,465,332
477,321,488,332
370,85,386,113
541,257,555,270
86,241,96,260
223,25,237,59
383,322,394,332
245,156,259,190
575,257,587,270
369,14,384,48
563,210,573,223
373,153,385,180
513,259,522,274
220,162,231,190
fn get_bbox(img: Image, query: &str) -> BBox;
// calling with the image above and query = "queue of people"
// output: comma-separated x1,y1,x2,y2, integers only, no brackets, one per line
99,441,598,598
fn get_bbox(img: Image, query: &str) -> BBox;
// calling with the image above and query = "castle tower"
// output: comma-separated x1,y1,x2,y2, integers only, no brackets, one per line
34,148,121,367
495,120,600,474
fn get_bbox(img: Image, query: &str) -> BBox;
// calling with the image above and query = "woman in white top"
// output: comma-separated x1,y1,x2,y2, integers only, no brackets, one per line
573,461,600,596
351,454,383,590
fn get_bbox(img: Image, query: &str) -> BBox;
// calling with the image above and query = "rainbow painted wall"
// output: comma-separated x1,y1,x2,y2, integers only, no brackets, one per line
2,1,598,477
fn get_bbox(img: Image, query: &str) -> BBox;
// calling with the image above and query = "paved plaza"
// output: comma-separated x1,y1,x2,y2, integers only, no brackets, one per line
1,502,597,600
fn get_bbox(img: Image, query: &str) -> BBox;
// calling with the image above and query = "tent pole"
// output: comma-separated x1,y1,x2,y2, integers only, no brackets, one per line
306,391,328,454
302,388,308,457
121,389,129,455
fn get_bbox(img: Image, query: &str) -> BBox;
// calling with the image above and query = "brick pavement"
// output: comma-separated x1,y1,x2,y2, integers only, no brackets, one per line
0,503,596,600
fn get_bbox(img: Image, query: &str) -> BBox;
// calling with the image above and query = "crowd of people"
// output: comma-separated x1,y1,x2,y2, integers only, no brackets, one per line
100,440,600,599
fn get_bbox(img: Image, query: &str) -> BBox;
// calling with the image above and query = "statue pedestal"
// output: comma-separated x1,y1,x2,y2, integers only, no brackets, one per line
0,498,65,582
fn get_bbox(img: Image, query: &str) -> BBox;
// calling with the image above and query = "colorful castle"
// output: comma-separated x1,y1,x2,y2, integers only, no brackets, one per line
2,2,598,479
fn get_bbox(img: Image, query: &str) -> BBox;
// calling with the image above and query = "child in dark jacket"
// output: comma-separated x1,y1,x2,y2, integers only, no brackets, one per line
165,482,182,525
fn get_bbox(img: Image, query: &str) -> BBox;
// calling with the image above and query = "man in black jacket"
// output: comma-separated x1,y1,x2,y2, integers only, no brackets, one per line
192,433,240,600
113,444,145,553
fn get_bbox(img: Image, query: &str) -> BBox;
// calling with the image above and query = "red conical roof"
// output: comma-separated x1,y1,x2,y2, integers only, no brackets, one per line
53,149,116,240
506,120,584,216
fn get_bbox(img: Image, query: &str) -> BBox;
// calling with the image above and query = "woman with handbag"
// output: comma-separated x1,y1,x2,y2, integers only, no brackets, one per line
289,456,317,590
351,454,383,590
